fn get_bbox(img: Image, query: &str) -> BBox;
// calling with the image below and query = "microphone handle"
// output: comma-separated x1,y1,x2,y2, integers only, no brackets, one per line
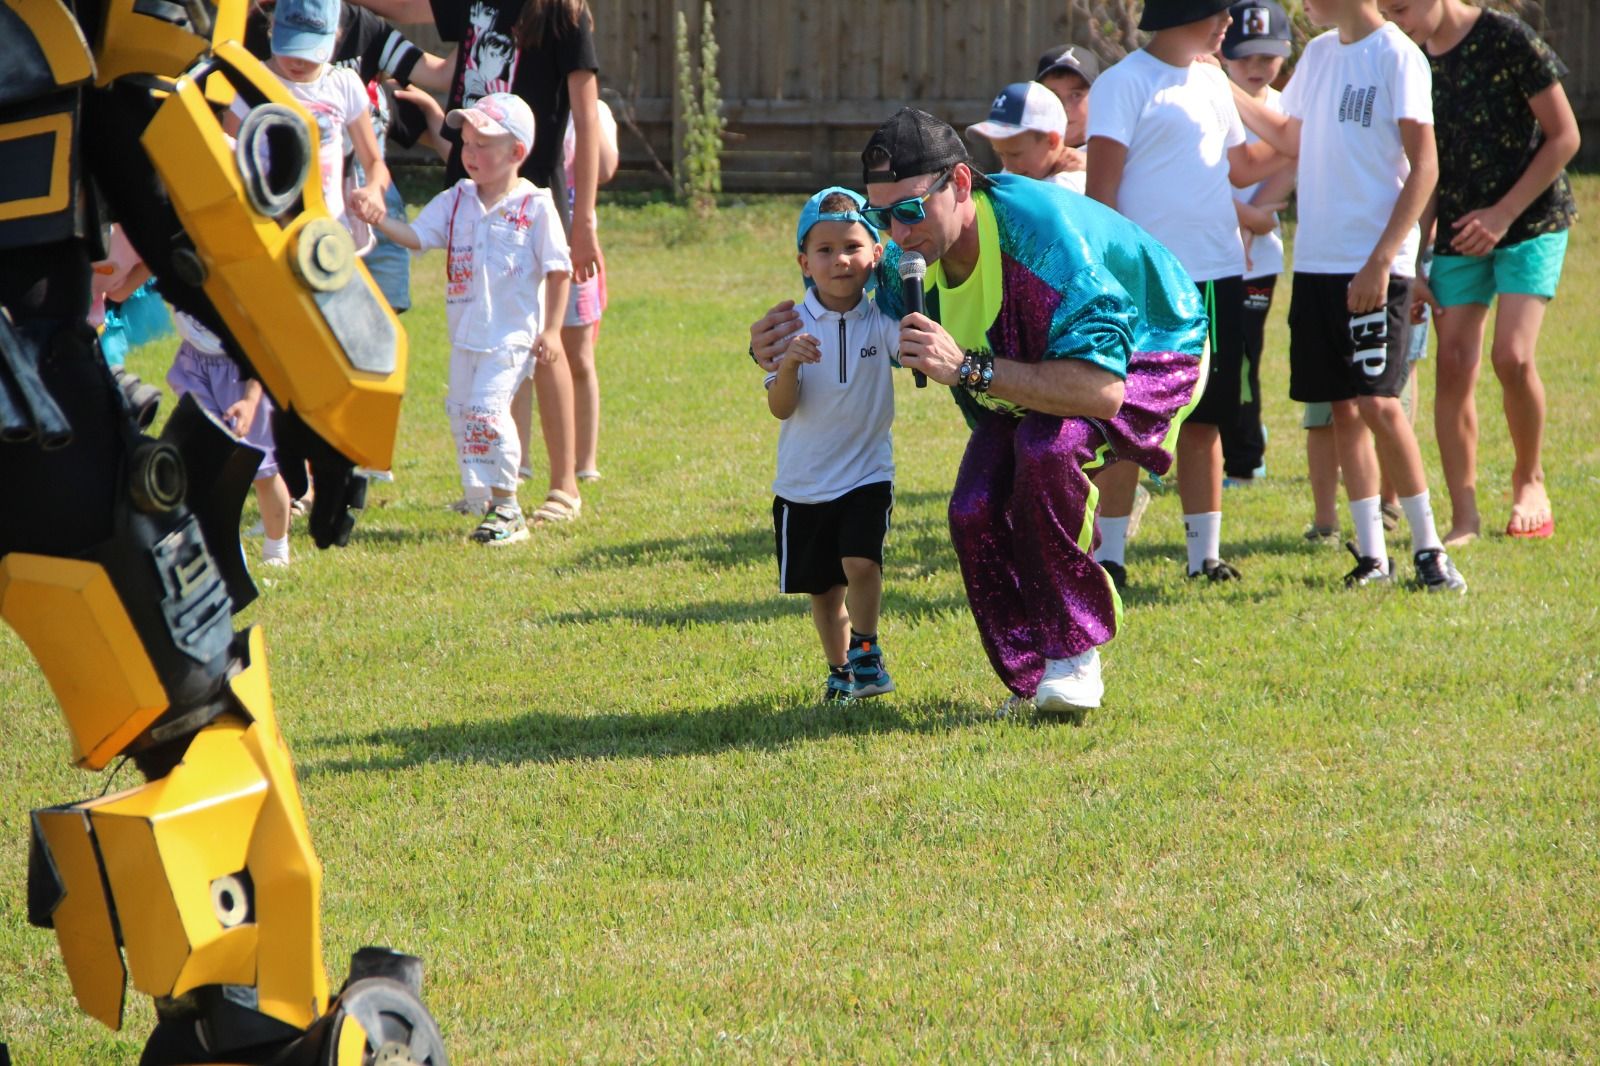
902,280,928,388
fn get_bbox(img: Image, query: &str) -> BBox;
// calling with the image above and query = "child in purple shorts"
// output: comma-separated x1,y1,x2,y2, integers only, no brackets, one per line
167,313,293,566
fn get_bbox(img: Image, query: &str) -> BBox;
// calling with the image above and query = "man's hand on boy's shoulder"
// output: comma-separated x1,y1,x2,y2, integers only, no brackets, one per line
750,299,803,371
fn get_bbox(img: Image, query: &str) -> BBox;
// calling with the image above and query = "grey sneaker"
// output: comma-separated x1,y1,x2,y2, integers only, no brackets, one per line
1188,558,1241,582
472,503,529,547
1304,523,1341,547
1413,548,1466,593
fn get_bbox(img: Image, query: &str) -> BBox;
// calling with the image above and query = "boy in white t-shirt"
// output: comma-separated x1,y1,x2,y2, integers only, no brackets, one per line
373,93,572,546
1233,0,1465,590
767,189,899,703
1086,0,1280,586
966,82,1084,192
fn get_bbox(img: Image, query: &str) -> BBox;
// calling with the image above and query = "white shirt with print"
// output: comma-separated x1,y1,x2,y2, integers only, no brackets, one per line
765,289,898,505
409,177,572,352
235,65,367,228
1281,22,1434,277
1088,49,1247,282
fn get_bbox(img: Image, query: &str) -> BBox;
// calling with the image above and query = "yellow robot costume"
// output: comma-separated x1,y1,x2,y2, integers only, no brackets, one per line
0,0,445,1061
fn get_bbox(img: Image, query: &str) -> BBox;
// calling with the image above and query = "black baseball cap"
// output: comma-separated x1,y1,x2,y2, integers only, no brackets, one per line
1035,44,1101,85
1138,0,1235,32
862,107,993,188
1222,0,1292,58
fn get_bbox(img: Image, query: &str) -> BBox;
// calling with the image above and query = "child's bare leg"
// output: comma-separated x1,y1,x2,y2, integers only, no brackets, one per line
511,378,534,477
564,322,600,476
256,473,291,564
1331,400,1380,502
841,557,882,637
1306,425,1340,530
1359,394,1428,499
257,473,291,539
1379,363,1419,508
1433,301,1490,544
531,353,579,500
1176,422,1222,514
1489,293,1552,533
811,586,849,666
1092,459,1140,517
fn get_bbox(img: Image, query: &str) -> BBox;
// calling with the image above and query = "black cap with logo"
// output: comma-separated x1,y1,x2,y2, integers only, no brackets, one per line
862,107,992,187
1223,0,1293,58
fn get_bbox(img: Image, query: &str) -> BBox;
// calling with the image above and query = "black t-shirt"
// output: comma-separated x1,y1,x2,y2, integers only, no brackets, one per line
428,0,599,193
1429,9,1578,252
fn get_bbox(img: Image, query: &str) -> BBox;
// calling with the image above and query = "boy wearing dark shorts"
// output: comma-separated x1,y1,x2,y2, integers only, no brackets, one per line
767,188,900,701
1234,0,1465,590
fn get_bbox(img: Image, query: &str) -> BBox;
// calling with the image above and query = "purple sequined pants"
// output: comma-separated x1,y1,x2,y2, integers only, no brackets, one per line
950,411,1113,699
949,346,1203,698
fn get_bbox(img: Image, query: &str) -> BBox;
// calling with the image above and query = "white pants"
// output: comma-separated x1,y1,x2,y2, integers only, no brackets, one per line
447,344,530,495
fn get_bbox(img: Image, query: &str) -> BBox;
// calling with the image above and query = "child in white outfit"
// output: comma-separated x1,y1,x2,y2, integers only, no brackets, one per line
374,92,571,545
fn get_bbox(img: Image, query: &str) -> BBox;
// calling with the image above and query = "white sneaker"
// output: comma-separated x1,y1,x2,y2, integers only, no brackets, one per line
1035,648,1103,712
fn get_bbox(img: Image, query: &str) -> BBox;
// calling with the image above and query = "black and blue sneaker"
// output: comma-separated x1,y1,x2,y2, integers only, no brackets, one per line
847,640,895,698
824,665,854,703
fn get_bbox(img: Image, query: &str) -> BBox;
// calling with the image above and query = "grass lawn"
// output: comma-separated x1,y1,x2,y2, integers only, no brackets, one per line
2,175,1598,1063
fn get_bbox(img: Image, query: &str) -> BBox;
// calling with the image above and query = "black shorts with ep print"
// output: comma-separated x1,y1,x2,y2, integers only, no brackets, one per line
1288,273,1412,403
773,481,893,595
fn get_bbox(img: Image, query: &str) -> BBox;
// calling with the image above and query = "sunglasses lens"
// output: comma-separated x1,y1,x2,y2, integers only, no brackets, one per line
862,208,889,230
891,202,926,225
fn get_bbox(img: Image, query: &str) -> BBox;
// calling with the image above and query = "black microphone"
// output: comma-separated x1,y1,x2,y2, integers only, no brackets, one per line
898,251,929,388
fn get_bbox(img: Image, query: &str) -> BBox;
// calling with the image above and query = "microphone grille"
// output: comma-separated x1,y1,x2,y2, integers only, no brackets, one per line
898,250,927,281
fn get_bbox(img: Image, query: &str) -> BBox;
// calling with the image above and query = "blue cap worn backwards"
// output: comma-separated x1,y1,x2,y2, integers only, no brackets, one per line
795,186,878,251
271,0,340,63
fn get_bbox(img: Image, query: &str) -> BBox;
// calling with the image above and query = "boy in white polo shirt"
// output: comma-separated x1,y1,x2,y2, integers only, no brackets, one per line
374,92,571,546
1233,0,1465,590
768,188,899,702
966,81,1083,192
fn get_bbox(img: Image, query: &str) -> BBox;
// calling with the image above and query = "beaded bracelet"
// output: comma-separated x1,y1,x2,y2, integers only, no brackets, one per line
958,349,995,394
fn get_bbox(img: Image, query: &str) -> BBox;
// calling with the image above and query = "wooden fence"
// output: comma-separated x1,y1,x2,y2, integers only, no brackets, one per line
402,0,1600,189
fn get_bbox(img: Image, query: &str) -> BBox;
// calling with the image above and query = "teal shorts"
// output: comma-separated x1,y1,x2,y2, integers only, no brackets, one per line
1430,230,1568,307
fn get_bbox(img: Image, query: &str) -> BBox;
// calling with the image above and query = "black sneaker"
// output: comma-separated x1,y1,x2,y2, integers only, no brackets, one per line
1100,560,1127,592
1413,547,1466,593
1342,541,1392,587
1188,558,1240,581
823,666,854,703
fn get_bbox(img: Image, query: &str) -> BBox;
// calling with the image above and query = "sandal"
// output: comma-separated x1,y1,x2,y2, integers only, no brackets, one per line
530,488,581,525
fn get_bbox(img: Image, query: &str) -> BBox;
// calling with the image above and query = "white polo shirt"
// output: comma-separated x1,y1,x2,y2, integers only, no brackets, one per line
409,177,572,352
765,288,898,505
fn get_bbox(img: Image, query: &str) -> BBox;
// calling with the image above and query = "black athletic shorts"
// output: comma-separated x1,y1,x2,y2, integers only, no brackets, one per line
1185,275,1247,427
773,480,893,595
1288,272,1411,403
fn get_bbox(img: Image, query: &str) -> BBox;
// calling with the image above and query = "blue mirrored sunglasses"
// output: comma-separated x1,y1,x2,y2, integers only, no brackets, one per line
862,167,956,230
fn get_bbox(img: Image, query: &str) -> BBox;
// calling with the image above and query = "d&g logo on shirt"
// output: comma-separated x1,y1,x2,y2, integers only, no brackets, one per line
1338,83,1379,127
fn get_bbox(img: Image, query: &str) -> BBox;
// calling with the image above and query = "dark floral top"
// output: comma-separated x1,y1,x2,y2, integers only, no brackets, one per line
1429,9,1578,253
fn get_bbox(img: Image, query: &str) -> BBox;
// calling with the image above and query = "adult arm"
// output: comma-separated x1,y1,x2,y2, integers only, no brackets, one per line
896,313,1124,420
1349,118,1437,313
1447,81,1581,256
407,46,457,92
567,70,602,281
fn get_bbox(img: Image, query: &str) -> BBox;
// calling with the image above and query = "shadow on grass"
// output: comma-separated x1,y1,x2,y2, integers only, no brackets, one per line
565,489,957,574
306,691,1028,772
529,586,973,629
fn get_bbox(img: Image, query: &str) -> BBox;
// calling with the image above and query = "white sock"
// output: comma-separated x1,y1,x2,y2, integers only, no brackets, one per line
1400,491,1444,553
1349,495,1387,569
263,534,290,564
1094,516,1130,567
1183,512,1221,574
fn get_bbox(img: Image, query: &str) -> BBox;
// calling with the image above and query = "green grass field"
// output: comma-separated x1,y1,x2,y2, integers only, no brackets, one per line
3,176,1598,1063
